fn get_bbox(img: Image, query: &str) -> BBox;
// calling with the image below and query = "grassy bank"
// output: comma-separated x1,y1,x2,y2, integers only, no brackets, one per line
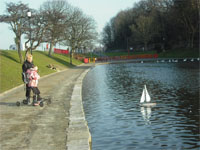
158,48,199,58
105,51,156,57
104,48,199,58
0,50,82,93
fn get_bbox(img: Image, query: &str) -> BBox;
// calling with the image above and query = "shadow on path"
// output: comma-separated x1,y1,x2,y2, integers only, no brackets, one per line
0,102,17,107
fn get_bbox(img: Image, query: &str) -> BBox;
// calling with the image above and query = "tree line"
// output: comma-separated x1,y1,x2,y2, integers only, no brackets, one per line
102,0,199,52
0,0,97,64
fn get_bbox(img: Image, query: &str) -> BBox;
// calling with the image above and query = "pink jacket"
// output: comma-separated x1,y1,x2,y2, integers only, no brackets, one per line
26,68,40,87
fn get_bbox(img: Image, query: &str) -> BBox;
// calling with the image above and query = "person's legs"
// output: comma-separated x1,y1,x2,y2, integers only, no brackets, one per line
32,87,42,101
35,87,42,101
32,87,39,106
25,85,31,104
26,84,31,97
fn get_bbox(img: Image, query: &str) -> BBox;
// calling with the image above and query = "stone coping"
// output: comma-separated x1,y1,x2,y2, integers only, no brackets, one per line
66,69,92,150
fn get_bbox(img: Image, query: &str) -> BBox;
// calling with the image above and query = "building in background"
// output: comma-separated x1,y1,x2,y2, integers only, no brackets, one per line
9,42,24,50
9,44,16,50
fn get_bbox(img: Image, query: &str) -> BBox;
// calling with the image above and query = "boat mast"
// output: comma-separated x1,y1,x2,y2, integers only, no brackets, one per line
144,85,146,102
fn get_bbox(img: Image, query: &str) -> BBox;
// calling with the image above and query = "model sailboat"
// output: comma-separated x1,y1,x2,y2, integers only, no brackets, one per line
140,85,156,106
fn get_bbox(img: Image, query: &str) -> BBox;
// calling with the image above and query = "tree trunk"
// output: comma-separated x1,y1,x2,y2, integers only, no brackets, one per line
17,48,23,63
16,36,23,63
70,50,72,65
144,41,148,51
70,48,74,65
191,32,195,48
48,42,54,56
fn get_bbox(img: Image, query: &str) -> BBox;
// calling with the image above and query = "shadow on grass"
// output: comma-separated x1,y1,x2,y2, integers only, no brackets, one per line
1,51,20,63
36,51,75,68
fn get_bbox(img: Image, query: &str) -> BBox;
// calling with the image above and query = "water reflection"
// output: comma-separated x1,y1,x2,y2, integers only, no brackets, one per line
140,106,152,125
83,62,199,150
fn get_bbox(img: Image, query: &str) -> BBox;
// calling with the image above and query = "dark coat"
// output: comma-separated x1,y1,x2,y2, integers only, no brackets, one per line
22,60,34,72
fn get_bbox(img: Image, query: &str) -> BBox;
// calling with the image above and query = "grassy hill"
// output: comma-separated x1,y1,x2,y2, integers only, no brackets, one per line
0,50,82,93
105,48,199,58
158,48,199,58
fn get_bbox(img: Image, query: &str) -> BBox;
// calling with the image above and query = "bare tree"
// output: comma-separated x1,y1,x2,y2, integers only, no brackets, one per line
0,2,29,63
23,10,49,56
173,0,199,48
62,7,97,64
130,15,154,51
40,0,71,56
102,21,115,49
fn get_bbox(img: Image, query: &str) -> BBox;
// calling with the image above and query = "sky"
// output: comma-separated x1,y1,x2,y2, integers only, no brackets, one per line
0,0,140,50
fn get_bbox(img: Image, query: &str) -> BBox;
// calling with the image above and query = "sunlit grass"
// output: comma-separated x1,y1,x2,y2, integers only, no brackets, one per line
0,50,82,93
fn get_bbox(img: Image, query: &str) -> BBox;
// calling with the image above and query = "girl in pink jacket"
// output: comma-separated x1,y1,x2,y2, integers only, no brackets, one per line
26,66,42,106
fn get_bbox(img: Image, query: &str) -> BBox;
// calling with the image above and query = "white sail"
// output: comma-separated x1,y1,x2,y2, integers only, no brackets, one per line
144,85,151,102
140,85,151,103
140,89,145,103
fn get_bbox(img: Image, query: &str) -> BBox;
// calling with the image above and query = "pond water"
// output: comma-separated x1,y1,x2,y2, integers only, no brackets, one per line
82,62,200,150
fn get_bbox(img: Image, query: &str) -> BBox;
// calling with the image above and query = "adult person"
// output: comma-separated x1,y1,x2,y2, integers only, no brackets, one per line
22,54,41,105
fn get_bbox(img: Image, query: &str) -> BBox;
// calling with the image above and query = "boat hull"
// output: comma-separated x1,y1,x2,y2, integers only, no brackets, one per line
140,103,156,107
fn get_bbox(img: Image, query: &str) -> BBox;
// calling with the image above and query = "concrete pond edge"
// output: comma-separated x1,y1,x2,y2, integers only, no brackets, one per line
66,68,92,150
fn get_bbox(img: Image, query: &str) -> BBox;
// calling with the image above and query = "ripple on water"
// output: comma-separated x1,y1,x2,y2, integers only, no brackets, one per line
83,62,200,150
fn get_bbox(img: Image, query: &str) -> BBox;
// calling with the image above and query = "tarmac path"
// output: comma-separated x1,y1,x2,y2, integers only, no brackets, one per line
0,64,92,150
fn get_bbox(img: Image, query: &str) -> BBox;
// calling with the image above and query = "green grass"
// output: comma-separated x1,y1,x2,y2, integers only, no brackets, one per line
0,50,82,93
104,49,199,58
84,52,99,58
105,51,157,57
158,48,199,58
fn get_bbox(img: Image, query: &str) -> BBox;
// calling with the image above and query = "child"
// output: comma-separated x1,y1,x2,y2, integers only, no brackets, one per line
26,66,42,106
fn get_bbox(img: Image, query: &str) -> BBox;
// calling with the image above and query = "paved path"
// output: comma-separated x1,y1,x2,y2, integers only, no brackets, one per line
0,64,92,150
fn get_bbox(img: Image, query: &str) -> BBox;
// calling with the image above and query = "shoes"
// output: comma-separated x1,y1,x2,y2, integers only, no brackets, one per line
23,96,41,106
33,101,40,106
27,101,32,105
33,95,39,106
23,97,31,105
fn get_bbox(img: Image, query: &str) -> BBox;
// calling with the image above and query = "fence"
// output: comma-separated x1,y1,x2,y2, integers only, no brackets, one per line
97,54,158,61
54,48,69,55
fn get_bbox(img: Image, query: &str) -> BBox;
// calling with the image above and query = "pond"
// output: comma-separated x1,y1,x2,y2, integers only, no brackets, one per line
82,62,199,150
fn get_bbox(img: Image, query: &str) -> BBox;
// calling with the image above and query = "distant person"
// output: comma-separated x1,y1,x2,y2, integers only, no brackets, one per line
22,54,42,106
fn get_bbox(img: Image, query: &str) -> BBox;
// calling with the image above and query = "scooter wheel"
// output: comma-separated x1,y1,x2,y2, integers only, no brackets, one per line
16,101,21,106
39,102,44,107
23,99,27,104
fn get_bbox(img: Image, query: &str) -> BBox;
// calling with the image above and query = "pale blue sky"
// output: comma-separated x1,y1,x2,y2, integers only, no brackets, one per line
0,0,140,50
